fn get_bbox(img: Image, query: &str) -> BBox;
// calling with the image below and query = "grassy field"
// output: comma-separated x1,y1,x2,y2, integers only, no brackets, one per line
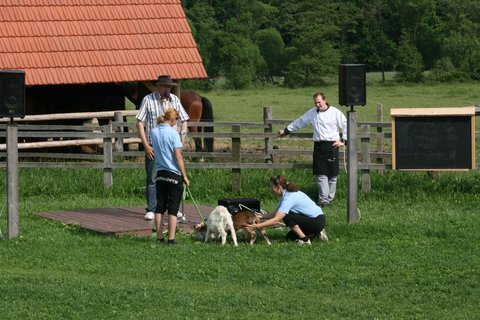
191,74,480,123
1,80,480,319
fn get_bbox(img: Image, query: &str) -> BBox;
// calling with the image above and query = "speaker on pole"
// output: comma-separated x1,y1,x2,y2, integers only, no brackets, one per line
0,70,25,118
338,64,366,106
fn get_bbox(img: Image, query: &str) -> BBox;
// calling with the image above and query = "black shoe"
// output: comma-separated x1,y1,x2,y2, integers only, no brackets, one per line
166,240,176,246
318,199,334,206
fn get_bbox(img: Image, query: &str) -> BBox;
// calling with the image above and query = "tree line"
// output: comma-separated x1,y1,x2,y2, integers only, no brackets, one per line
181,0,480,89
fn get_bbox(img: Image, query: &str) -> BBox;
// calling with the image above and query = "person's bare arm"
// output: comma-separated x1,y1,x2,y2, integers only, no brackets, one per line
136,120,154,160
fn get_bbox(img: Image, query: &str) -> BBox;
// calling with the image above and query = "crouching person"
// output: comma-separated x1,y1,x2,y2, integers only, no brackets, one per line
244,175,326,245
151,108,190,245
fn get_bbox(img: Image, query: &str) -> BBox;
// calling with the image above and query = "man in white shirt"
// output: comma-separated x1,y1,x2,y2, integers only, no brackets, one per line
279,92,347,206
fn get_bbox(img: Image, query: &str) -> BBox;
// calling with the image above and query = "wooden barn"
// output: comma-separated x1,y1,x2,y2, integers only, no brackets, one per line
0,0,207,122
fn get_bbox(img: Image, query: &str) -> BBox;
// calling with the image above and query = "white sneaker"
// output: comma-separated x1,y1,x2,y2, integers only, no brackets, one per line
319,229,329,241
177,212,186,222
296,238,311,245
144,211,155,220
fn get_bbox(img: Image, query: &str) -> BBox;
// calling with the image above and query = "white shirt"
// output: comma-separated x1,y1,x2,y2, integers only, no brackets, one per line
135,92,189,144
287,106,347,141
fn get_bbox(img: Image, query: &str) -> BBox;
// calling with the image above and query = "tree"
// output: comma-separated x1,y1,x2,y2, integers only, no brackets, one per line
442,32,480,80
395,33,424,82
440,0,480,80
430,57,457,82
396,0,445,69
254,28,285,82
183,1,222,83
217,33,264,89
281,1,341,87
283,42,340,88
182,0,480,86
358,0,396,81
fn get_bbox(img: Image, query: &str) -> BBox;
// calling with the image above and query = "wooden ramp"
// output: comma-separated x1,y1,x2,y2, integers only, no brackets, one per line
35,204,214,237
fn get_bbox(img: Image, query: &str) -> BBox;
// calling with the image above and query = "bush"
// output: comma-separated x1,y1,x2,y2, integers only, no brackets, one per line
217,34,264,89
430,57,457,82
395,34,424,82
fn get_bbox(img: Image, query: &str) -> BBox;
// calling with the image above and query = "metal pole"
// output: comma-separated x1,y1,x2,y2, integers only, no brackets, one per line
347,107,359,223
7,120,19,238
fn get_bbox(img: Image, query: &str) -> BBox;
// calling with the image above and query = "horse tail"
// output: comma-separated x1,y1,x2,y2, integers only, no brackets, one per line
201,96,214,152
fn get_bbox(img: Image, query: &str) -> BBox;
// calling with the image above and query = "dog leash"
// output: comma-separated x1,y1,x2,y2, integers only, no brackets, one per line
185,186,206,221
238,203,268,215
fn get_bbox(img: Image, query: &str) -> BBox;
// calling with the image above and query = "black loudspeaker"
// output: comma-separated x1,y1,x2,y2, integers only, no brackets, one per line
0,70,25,118
338,64,366,106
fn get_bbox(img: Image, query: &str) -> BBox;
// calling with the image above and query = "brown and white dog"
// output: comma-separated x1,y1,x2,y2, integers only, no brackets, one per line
232,209,271,245
200,206,271,246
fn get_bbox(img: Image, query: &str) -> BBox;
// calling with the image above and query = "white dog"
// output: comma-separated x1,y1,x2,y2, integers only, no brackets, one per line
204,206,238,246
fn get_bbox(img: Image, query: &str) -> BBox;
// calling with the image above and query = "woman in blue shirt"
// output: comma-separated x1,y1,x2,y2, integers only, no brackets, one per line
150,108,190,245
245,174,326,245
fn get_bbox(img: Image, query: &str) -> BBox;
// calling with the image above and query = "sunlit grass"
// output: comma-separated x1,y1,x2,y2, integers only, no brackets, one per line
1,168,480,319
194,80,480,123
1,80,480,318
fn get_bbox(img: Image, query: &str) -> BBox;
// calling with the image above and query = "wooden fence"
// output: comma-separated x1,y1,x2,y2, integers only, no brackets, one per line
1,106,478,192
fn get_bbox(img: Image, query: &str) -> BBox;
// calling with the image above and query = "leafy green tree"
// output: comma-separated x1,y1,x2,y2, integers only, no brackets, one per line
395,33,424,82
357,0,396,81
262,0,298,47
217,33,264,89
396,0,445,69
184,0,276,88
442,32,480,80
441,0,480,36
254,28,285,82
440,0,480,80
335,0,364,64
282,1,341,87
460,47,480,81
183,1,222,86
182,0,480,86
284,42,340,88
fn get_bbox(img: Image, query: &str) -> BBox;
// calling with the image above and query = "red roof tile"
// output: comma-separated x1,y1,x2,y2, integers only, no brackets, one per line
0,0,207,85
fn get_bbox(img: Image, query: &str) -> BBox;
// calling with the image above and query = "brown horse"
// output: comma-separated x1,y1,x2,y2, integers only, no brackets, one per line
180,90,214,152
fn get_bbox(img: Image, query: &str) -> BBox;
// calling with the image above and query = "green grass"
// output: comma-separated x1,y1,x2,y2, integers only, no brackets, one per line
196,76,480,123
1,81,480,319
1,168,479,319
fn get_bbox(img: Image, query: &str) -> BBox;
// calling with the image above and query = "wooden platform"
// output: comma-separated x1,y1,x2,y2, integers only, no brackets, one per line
35,204,215,237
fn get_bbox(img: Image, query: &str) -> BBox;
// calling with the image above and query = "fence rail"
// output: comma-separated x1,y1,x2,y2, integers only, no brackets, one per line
1,106,479,191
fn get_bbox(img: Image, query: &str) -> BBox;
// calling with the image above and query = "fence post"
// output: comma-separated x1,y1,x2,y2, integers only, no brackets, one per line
232,124,241,192
361,125,371,193
263,106,273,163
114,111,124,152
347,110,359,224
103,124,113,189
376,103,384,174
6,122,19,238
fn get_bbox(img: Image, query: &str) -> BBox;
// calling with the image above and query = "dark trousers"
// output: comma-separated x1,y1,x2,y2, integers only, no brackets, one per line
284,214,326,241
155,170,184,215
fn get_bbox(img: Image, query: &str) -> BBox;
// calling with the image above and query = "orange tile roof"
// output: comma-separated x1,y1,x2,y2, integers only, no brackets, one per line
0,0,207,86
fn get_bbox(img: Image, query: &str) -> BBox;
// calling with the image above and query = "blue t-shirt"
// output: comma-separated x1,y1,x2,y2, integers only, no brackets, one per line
151,124,183,176
276,190,323,218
